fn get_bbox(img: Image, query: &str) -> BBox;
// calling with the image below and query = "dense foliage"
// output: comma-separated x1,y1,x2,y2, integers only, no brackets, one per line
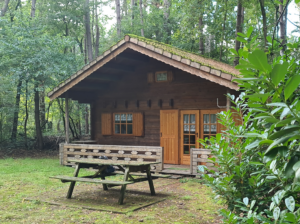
200,26,300,223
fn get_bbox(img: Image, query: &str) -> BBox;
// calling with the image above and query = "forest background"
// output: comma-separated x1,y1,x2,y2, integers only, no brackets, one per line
0,0,298,150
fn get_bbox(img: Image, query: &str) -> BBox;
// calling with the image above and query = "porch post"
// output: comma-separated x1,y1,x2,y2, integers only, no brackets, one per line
65,94,70,143
226,90,231,111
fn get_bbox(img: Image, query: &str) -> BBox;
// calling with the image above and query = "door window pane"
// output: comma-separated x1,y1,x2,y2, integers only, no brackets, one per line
115,124,120,134
211,125,217,134
190,114,195,124
211,114,217,123
127,124,133,134
115,114,120,122
121,114,126,123
184,145,189,154
184,125,189,133
127,114,133,123
121,124,126,134
190,125,195,134
184,115,189,124
204,125,209,134
190,135,195,144
204,114,209,123
184,135,189,144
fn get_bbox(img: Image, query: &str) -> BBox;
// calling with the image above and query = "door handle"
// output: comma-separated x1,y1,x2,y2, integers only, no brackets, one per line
160,133,162,137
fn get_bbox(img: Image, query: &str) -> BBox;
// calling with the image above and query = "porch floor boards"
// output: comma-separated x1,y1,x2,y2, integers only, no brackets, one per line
160,164,191,175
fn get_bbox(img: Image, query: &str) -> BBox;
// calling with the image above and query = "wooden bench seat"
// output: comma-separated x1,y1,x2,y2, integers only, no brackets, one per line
50,175,133,185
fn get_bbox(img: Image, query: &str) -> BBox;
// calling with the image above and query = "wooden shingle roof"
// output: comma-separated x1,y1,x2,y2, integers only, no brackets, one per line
48,34,240,100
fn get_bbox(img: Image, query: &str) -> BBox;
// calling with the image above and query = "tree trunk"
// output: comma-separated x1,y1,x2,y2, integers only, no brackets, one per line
77,104,82,137
84,36,87,64
219,0,228,61
123,0,128,16
84,0,93,62
40,89,46,131
34,86,43,150
279,0,287,53
31,0,36,17
234,1,243,66
258,0,267,49
11,79,22,141
0,0,10,16
85,106,89,135
24,81,28,149
139,0,144,36
199,14,204,55
131,0,135,26
115,0,121,37
95,0,100,57
163,0,171,43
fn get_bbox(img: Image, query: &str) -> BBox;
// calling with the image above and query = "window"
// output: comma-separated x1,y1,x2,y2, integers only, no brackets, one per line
155,71,168,82
114,113,133,135
101,112,144,136
200,109,222,142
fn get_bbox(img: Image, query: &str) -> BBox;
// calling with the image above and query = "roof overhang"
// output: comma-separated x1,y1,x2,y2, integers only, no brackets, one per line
48,35,240,100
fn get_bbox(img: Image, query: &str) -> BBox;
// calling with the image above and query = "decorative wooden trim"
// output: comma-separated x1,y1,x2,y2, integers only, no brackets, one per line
190,148,218,174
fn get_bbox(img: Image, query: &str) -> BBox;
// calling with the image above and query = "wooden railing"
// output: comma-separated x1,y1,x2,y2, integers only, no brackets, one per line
190,148,218,175
59,143,164,172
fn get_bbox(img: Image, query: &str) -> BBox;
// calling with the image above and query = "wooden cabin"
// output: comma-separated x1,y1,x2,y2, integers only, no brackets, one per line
48,35,240,166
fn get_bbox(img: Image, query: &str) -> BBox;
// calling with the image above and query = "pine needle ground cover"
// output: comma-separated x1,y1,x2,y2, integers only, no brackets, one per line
0,158,223,223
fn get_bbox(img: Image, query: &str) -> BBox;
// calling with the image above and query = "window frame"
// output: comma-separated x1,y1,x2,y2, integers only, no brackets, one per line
113,113,134,136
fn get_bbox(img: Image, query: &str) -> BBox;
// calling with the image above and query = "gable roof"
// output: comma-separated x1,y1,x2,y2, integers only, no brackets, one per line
48,34,240,100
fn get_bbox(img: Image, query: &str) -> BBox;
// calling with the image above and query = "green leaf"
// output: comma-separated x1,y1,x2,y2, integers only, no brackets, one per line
285,196,295,212
270,62,289,86
284,213,296,222
284,75,300,100
278,146,288,157
280,108,291,120
273,207,280,220
266,135,293,152
243,197,249,206
259,139,273,146
249,162,264,166
230,49,238,55
293,161,300,171
266,36,272,43
236,36,247,43
237,32,247,38
295,168,300,182
247,27,253,38
284,156,299,177
263,147,278,163
268,127,300,140
248,49,271,72
296,0,300,4
267,102,288,107
244,133,263,138
245,140,260,150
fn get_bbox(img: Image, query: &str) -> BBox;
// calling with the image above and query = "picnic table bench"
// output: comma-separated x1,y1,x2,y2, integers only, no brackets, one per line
50,158,170,205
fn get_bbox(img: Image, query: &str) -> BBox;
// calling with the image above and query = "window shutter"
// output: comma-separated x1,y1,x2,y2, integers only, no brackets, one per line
133,113,144,136
101,113,112,135
147,72,154,83
167,71,173,82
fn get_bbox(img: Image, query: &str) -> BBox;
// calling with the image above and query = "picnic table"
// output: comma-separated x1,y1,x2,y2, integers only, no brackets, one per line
50,159,164,205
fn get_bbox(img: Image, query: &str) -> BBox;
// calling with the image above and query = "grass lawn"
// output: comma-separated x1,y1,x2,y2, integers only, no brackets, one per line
0,157,223,224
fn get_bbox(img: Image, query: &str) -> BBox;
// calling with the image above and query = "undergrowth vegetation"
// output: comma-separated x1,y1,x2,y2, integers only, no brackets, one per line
200,28,300,223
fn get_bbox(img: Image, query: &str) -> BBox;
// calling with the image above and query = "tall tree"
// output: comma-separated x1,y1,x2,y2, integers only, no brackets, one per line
219,0,228,61
258,0,267,49
139,0,144,36
234,0,243,66
0,0,10,16
84,0,93,62
115,0,121,37
279,0,288,53
94,0,100,57
163,0,171,43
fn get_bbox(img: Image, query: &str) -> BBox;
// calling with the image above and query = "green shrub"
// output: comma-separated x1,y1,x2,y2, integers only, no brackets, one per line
200,27,300,223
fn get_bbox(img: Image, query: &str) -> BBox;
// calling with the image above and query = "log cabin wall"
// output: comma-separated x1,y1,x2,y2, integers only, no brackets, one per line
91,57,237,147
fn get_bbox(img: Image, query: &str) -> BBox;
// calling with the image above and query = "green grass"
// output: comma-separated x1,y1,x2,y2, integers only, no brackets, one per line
0,158,223,223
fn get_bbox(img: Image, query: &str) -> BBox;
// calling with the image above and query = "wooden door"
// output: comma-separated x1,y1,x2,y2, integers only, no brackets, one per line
160,110,179,164
180,110,200,165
